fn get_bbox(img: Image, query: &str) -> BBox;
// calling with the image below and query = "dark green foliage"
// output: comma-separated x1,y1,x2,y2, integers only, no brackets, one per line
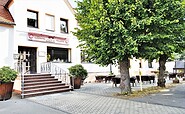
136,0,185,61
74,0,139,66
68,64,88,79
179,50,185,60
134,0,185,87
0,66,18,83
74,0,185,90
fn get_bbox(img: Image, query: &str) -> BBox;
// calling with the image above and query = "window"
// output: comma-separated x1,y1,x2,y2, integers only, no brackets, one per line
148,60,153,68
45,14,55,31
27,10,38,28
139,62,142,68
60,18,68,33
47,47,70,62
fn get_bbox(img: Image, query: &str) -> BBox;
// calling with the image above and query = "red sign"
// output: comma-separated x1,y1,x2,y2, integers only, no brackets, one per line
28,32,69,45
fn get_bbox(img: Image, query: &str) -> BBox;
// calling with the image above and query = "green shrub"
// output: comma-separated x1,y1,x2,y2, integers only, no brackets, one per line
0,66,18,83
68,64,88,79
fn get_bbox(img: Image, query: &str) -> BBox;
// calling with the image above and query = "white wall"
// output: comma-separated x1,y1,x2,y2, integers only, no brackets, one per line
8,0,176,76
0,26,14,68
53,63,111,73
9,0,80,73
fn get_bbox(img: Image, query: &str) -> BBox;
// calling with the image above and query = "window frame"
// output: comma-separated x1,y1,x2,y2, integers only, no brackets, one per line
47,47,70,63
148,60,153,68
60,18,68,34
27,9,39,28
45,14,55,31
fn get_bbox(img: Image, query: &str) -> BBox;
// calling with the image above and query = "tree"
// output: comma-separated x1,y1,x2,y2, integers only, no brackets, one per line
74,0,144,94
179,51,185,60
136,0,185,87
74,0,185,95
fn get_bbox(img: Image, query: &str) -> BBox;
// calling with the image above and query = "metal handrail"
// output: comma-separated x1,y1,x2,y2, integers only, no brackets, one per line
14,61,25,98
40,62,69,85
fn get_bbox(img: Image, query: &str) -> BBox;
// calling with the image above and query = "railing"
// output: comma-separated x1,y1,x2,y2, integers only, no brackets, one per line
41,62,70,85
14,61,27,74
14,61,26,99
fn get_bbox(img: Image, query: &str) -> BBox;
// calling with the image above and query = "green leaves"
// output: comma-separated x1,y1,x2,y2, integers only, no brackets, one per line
68,64,88,79
75,0,141,65
0,66,18,83
74,0,185,65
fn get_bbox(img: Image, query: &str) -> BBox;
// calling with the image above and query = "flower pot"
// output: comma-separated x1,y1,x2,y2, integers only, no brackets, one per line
70,77,82,89
0,82,14,101
173,79,179,83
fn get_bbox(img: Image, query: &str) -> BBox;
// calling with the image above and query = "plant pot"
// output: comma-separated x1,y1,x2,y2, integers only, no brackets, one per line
70,77,82,89
0,82,14,101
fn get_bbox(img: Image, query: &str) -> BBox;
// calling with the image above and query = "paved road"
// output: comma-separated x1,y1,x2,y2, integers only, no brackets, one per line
1,81,185,114
131,83,185,109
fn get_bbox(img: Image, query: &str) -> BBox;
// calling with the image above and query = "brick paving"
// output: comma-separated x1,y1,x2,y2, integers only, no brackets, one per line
26,81,185,114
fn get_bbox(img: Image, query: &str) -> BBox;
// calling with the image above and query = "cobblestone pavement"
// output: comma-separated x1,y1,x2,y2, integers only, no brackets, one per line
26,82,185,114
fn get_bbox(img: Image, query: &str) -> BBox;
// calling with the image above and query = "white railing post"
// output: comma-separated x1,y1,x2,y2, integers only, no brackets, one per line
40,62,70,85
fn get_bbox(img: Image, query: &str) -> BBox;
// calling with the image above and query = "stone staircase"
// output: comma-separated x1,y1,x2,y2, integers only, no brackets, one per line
21,74,71,98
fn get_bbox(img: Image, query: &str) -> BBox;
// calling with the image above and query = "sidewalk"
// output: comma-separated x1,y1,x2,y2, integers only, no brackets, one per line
1,79,185,114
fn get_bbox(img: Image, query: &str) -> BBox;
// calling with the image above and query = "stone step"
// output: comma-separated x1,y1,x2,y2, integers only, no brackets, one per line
24,80,62,86
23,73,52,77
23,83,66,90
22,88,71,98
23,85,70,94
24,78,58,83
21,73,71,98
24,76,55,80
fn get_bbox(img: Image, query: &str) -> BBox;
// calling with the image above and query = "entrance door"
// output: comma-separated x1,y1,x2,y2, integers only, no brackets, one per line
18,46,37,74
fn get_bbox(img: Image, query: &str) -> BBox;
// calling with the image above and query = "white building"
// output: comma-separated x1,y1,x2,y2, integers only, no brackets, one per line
0,0,15,68
8,0,78,73
2,0,174,83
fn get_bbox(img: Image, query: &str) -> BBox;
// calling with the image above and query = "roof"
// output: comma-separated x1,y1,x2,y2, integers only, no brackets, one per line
64,0,76,15
0,0,15,25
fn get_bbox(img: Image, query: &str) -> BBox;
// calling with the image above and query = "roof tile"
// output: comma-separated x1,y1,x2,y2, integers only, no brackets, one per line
0,0,14,25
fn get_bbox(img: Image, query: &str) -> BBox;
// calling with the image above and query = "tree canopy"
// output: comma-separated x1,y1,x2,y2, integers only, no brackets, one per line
75,0,140,66
134,0,185,87
74,0,185,92
137,0,185,61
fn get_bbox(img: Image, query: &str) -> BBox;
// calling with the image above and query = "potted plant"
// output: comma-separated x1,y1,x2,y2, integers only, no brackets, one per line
68,64,88,89
0,66,18,101
173,77,180,83
183,77,185,81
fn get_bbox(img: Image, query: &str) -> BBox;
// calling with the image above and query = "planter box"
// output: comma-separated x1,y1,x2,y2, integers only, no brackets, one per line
0,82,14,101
70,77,82,89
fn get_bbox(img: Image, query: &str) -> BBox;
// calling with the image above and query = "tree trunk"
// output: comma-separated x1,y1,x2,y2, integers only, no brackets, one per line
119,58,131,94
157,54,168,87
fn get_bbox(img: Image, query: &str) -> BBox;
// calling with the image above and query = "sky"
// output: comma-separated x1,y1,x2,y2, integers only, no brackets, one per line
68,0,83,8
68,0,78,8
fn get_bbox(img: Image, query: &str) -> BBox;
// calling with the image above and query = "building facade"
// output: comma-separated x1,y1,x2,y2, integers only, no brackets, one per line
8,0,81,74
1,0,175,84
0,0,15,68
